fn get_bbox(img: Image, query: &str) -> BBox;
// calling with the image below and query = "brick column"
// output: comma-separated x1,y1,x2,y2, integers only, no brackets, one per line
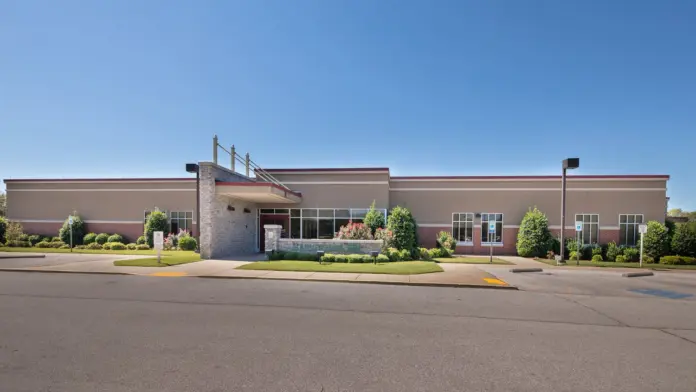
264,224,281,252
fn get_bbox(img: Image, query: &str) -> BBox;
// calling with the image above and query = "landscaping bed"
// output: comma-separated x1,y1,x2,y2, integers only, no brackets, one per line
534,258,696,270
238,260,443,275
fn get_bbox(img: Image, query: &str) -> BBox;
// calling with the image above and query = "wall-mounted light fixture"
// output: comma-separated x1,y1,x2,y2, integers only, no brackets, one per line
227,205,235,211
243,208,251,213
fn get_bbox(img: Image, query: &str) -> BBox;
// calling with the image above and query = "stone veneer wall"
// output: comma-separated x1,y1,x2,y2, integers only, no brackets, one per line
199,162,257,259
277,239,383,254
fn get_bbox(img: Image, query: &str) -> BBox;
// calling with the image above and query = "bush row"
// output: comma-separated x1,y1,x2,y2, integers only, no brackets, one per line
266,246,451,263
659,256,696,265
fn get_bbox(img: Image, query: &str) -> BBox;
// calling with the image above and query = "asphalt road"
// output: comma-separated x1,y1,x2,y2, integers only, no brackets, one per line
0,253,144,268
1,272,695,392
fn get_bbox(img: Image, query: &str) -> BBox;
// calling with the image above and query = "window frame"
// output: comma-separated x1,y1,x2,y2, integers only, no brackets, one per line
574,213,599,245
169,210,194,234
480,213,504,245
280,208,387,239
452,212,474,245
618,213,644,246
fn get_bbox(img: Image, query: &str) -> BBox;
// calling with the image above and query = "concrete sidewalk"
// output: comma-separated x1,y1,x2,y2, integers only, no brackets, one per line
0,253,515,289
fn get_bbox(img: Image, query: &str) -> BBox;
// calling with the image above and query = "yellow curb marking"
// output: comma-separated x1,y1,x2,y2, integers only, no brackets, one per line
483,278,507,285
149,272,187,277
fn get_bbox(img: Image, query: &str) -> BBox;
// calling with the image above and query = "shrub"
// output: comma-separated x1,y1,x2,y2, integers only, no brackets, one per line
35,241,52,248
565,238,580,254
670,223,696,257
178,236,197,251
569,251,580,261
135,244,150,250
335,221,373,240
5,222,24,242
51,236,62,242
516,207,553,257
437,231,457,252
546,250,555,260
361,254,374,263
19,233,29,241
644,255,655,264
86,242,103,250
659,256,696,265
615,255,627,263
334,254,347,263
419,247,431,260
59,214,86,245
109,243,127,251
642,221,671,260
347,254,364,263
5,240,31,247
320,254,336,263
376,254,390,262
363,201,386,235
399,249,412,261
592,245,603,257
144,210,169,247
547,237,561,255
83,233,97,245
95,233,109,245
374,228,394,251
59,244,70,249
606,241,621,261
102,242,112,250
0,216,6,244
591,254,604,262
386,206,417,251
107,234,124,244
49,241,65,248
136,236,147,245
284,252,298,260
75,245,86,250
27,234,42,246
386,247,401,262
267,250,286,260
623,247,639,262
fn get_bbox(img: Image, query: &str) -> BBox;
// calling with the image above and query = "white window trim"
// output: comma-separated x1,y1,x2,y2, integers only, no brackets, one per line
574,213,600,245
618,213,644,246
169,210,194,233
452,212,475,246
480,213,504,245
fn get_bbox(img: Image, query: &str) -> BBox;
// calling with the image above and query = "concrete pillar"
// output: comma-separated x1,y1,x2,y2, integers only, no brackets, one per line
264,224,281,252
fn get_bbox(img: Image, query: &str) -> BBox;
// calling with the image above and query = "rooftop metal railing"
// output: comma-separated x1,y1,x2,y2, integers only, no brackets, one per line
212,135,291,191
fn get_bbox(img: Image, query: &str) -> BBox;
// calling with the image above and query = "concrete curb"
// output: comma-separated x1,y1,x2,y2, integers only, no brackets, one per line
196,275,519,290
509,268,543,273
0,268,134,276
0,254,47,259
622,271,655,278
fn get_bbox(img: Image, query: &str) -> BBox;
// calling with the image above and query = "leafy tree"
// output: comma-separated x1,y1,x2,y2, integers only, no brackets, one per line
0,216,7,243
671,223,696,257
668,208,685,217
363,201,385,235
386,206,417,251
642,221,671,260
516,207,553,257
59,213,86,246
144,209,169,247
437,231,456,251
0,192,6,216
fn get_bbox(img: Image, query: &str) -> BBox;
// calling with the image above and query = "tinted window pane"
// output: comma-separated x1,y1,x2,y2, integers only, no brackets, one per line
302,209,317,218
627,226,635,246
290,219,301,238
591,215,598,223
302,218,317,238
291,209,301,217
319,209,334,218
452,225,460,241
335,209,350,218
318,219,334,239
619,226,627,245
620,215,627,223
627,215,634,223
351,209,368,219
590,225,598,244
636,215,643,223
275,209,289,214
260,209,274,214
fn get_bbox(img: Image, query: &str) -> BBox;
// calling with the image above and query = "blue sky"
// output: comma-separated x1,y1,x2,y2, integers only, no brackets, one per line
1,0,694,208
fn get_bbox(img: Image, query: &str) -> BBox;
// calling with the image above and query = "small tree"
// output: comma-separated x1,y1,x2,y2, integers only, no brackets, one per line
436,231,456,251
4,221,23,242
335,221,373,240
516,207,553,257
0,192,6,217
0,216,7,244
374,227,394,251
144,210,169,247
670,223,696,257
59,213,86,246
363,201,386,235
386,206,417,251
642,221,670,260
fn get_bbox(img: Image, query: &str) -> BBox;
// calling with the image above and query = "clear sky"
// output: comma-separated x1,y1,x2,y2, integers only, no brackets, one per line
1,1,694,208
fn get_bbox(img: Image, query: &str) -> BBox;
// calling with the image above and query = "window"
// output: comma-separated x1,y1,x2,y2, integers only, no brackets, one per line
481,213,503,243
619,214,643,246
170,211,193,233
574,214,599,244
452,213,474,243
286,208,387,239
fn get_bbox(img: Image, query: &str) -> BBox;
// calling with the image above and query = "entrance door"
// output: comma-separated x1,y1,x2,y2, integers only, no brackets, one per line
259,214,290,252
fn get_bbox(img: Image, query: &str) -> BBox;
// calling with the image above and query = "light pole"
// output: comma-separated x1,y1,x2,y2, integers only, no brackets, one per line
559,158,579,264
186,163,201,253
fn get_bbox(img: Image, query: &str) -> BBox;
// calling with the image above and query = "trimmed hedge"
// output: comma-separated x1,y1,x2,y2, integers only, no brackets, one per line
5,240,31,247
615,255,627,263
107,234,124,244
136,236,147,245
178,236,197,251
591,254,604,262
109,242,127,251
59,215,86,245
95,233,109,245
126,243,137,250
83,233,97,245
85,242,103,250
659,256,696,265
135,244,151,250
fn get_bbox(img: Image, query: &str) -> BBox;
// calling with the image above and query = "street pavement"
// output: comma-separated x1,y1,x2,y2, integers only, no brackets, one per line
0,271,695,392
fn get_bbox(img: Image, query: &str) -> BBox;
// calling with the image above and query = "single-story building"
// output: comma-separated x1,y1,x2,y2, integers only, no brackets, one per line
3,160,669,258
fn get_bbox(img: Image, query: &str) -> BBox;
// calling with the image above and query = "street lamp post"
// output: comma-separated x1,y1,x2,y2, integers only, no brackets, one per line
186,163,201,253
559,158,579,265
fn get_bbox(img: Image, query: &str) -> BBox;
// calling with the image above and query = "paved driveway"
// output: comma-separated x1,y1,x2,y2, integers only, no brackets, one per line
0,252,147,269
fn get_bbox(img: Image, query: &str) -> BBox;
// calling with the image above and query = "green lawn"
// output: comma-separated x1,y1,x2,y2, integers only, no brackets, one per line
238,260,443,275
535,258,696,270
113,252,201,267
435,257,512,265
0,247,181,256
